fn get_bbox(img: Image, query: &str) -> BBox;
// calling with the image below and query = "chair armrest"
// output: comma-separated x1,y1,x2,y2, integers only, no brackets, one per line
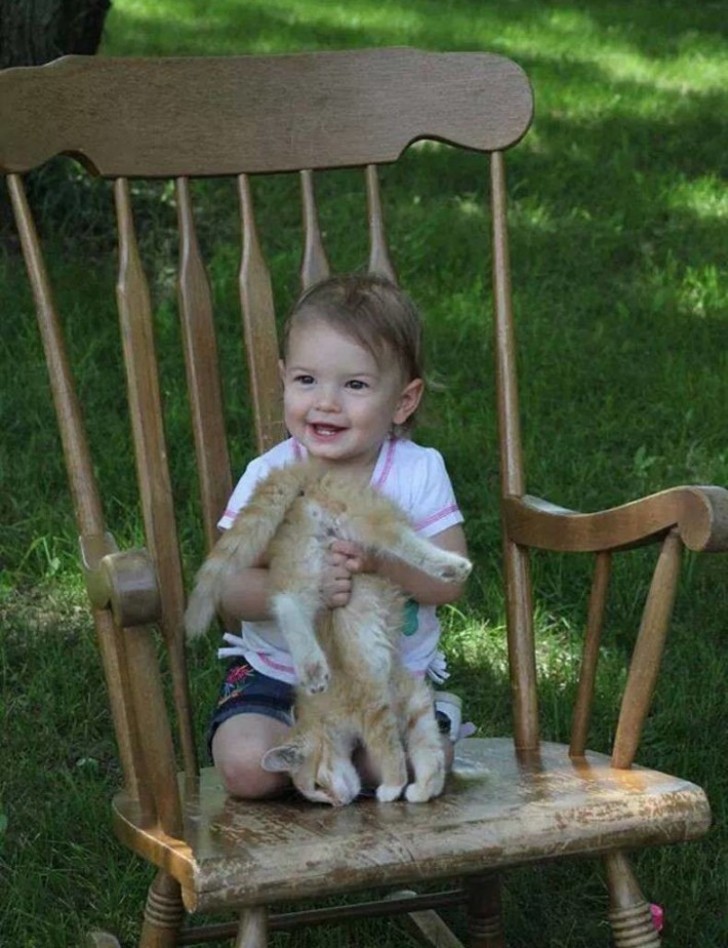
503,485,728,554
80,532,161,627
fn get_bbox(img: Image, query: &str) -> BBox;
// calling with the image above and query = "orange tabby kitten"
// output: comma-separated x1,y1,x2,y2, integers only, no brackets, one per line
185,460,471,805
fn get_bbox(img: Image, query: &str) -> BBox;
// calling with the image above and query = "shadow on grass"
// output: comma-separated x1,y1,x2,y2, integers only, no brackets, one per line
101,0,726,59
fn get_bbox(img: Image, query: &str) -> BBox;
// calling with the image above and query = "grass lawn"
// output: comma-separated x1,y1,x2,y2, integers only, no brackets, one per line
1,0,727,945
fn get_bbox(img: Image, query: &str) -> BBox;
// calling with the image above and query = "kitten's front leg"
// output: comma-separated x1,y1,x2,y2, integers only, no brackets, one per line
375,740,408,803
359,704,408,803
270,591,329,694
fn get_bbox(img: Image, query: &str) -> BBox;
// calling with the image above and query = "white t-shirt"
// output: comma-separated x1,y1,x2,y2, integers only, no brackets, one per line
217,435,464,684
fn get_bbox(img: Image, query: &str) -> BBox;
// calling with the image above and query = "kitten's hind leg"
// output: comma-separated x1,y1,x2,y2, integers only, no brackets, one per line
270,592,329,694
403,686,446,803
389,529,472,584
346,513,471,584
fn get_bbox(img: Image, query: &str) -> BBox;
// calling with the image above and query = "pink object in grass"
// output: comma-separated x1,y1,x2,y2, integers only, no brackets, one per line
650,903,664,933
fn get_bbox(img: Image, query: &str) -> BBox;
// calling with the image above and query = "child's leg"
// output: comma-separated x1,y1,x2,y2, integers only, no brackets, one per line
212,713,291,799
208,658,295,799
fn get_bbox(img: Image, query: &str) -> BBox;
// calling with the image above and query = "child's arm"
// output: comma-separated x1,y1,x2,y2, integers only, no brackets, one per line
217,559,272,628
217,552,356,629
330,524,469,606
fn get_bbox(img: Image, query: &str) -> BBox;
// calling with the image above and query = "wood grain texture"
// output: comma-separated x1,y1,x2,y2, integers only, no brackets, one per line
6,174,105,535
466,875,505,948
605,852,661,947
0,49,533,175
611,531,681,769
177,177,233,552
238,174,286,453
570,552,611,758
111,738,711,914
138,870,186,947
114,178,198,779
365,165,397,283
299,170,330,289
504,485,728,553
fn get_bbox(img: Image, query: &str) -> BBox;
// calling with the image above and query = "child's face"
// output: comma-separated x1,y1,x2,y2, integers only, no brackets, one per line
280,318,423,473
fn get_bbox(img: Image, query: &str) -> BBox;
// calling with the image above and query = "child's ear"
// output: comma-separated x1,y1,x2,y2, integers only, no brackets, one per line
261,742,305,774
278,359,286,382
393,377,424,427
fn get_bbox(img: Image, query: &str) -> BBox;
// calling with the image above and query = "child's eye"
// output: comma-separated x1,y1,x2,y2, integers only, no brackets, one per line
293,374,315,385
346,379,368,391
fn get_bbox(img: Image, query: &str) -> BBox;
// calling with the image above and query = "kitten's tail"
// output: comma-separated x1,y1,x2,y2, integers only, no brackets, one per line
184,462,315,640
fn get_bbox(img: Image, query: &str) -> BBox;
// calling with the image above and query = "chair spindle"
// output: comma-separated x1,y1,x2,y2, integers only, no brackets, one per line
123,626,185,837
491,151,538,749
6,174,105,535
570,551,612,758
114,177,199,779
176,176,232,552
365,164,397,283
8,173,151,803
237,173,286,454
299,169,330,289
611,529,682,769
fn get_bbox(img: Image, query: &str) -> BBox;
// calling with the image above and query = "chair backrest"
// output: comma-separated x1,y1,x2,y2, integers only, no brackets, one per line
1,51,536,825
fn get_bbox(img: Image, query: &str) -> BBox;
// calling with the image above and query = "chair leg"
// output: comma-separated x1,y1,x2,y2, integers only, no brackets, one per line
87,934,121,947
604,852,660,947
386,888,466,947
138,870,185,947
399,910,466,947
234,907,268,948
466,874,506,948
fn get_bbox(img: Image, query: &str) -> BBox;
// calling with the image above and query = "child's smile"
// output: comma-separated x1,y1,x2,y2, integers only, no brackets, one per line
310,422,346,438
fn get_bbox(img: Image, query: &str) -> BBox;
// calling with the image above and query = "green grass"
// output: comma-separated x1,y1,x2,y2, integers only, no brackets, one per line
2,0,728,944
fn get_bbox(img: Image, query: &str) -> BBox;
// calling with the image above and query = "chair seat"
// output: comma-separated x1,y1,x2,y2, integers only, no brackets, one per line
112,737,710,914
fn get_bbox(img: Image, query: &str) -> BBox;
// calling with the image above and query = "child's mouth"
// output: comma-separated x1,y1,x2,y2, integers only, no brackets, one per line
310,424,345,438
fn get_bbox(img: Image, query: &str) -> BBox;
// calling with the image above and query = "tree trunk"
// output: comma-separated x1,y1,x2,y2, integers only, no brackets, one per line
0,0,112,69
0,0,113,250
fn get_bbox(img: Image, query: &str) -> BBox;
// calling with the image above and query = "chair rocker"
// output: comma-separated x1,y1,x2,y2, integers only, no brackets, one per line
2,48,727,948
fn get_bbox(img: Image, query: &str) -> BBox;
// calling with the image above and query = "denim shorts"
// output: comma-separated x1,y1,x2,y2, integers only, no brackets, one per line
207,658,294,755
207,657,456,757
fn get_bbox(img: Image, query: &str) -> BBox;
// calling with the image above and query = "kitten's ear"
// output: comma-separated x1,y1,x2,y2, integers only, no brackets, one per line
261,742,306,774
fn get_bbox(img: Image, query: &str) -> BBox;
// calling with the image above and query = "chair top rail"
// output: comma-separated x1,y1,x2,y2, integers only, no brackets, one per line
0,48,533,176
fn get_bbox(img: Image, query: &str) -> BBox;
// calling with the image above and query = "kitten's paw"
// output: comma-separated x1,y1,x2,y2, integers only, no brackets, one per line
436,553,472,583
300,657,330,694
405,763,446,802
404,777,444,803
376,782,406,803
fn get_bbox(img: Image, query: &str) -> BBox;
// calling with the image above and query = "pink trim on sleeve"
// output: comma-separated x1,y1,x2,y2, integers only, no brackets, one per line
257,652,296,676
414,504,461,532
373,436,397,490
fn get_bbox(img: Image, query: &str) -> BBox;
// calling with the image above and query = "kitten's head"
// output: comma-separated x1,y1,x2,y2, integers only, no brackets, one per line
261,734,361,806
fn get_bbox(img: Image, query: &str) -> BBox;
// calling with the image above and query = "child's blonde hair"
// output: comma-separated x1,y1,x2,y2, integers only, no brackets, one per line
282,273,425,431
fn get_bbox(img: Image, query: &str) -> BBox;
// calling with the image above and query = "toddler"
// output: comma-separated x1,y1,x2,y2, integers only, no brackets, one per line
209,273,468,798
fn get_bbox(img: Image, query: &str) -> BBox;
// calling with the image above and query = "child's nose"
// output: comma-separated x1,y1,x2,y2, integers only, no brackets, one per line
314,384,340,411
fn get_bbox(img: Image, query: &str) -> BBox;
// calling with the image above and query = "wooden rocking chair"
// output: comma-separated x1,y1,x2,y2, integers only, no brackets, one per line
2,48,727,947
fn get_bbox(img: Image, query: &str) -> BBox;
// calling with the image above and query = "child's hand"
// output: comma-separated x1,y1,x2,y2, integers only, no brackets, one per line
321,540,369,608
